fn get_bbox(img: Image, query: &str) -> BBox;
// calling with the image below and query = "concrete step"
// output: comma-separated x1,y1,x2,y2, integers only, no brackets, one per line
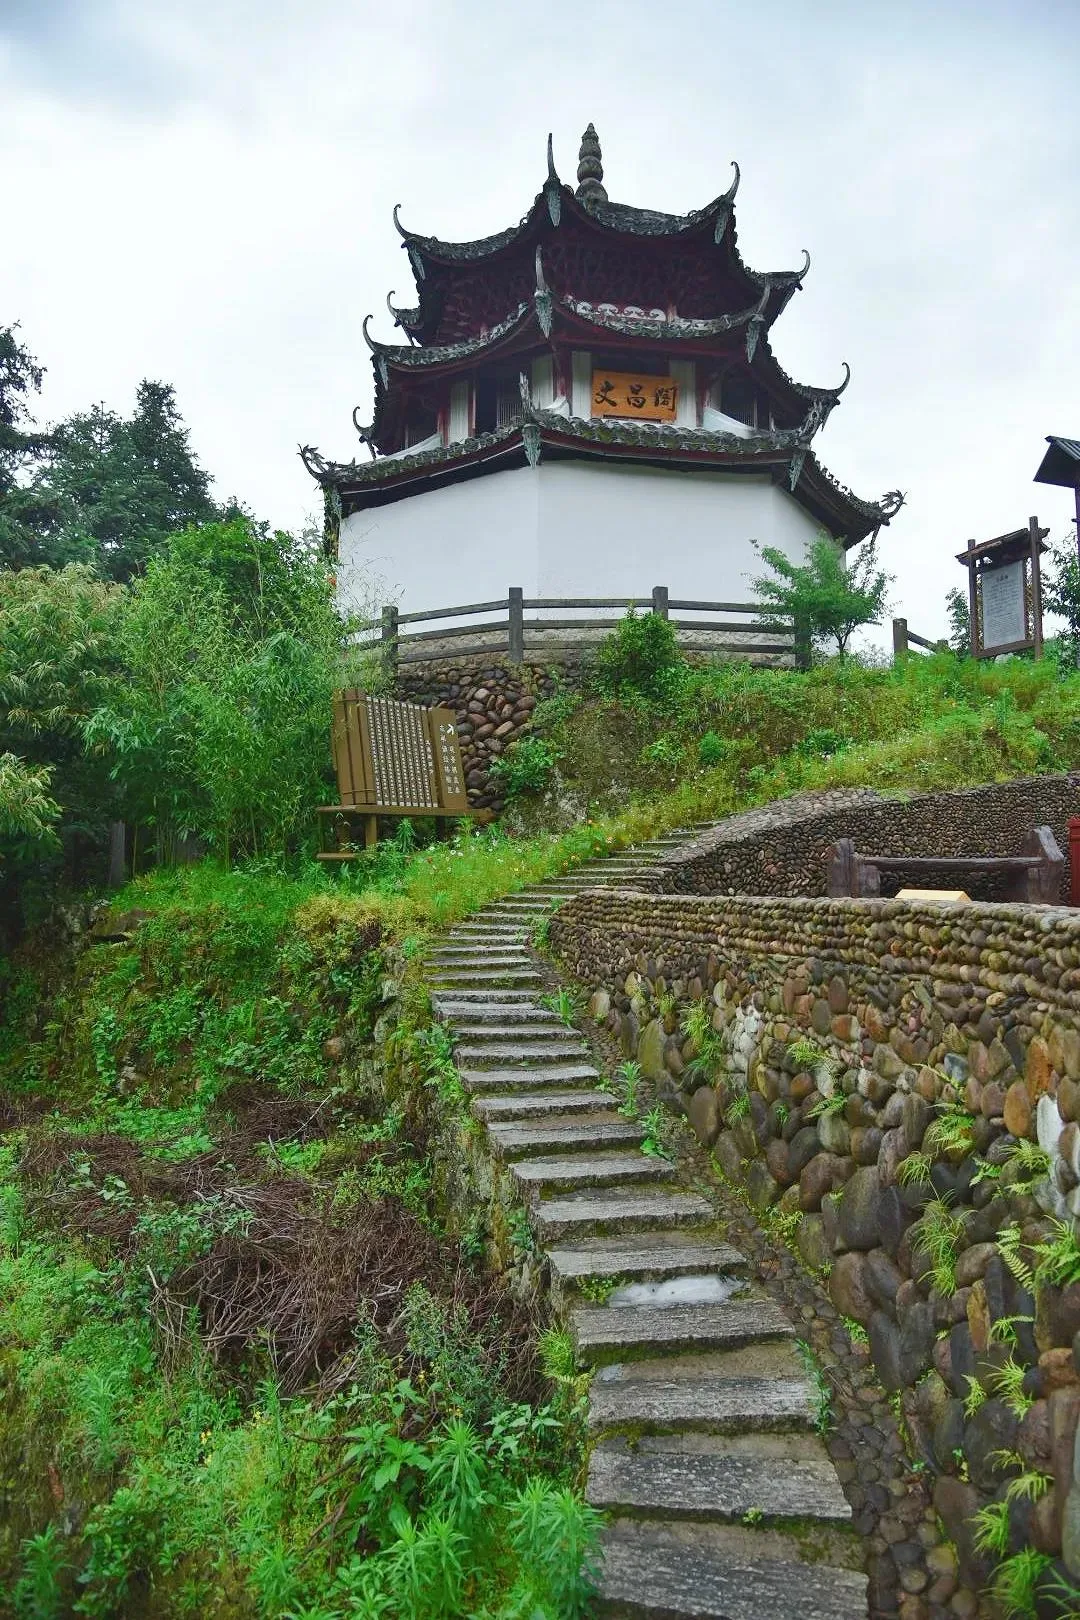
596,1529,867,1620
453,1039,589,1064
546,1233,748,1287
588,1368,816,1437
587,1444,852,1525
460,1062,602,1092
471,1089,618,1121
487,1116,642,1159
532,1188,713,1242
513,1151,671,1195
572,1297,793,1364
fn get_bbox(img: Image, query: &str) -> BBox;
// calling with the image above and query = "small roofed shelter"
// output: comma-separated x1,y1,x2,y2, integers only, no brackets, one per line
301,125,903,618
1034,436,1080,563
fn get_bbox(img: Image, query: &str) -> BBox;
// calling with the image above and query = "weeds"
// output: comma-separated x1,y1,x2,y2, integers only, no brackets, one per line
795,1339,833,1434
540,988,583,1028
910,1197,966,1296
613,1060,641,1119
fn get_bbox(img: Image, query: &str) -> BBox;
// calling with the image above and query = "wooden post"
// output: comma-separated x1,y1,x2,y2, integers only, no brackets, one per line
508,587,524,664
651,585,669,618
793,613,811,671
381,605,399,680
1029,514,1044,661
827,838,857,897
965,540,980,658
107,821,126,888
892,617,909,662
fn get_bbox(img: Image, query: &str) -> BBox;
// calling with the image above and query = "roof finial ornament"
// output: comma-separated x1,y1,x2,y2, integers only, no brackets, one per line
575,122,607,205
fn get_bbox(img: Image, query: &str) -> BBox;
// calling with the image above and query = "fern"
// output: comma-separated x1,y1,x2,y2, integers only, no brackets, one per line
896,1151,933,1188
911,1197,965,1296
989,1548,1053,1620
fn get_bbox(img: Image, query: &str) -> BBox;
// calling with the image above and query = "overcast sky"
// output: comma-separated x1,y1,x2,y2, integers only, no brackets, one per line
3,0,1077,640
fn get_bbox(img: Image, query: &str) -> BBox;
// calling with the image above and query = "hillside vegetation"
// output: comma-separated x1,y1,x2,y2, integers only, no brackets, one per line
6,599,1080,1615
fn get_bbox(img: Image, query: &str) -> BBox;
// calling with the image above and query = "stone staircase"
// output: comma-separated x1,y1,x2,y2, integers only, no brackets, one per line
428,831,868,1619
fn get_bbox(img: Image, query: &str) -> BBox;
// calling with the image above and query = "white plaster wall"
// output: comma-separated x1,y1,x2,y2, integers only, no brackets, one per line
335,459,822,617
535,462,821,601
336,465,541,617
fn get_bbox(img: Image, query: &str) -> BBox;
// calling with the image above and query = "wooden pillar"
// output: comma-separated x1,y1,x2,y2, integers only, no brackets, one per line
508,587,524,664
107,821,126,888
651,585,669,618
965,541,980,658
892,617,909,662
381,605,399,681
1029,514,1044,661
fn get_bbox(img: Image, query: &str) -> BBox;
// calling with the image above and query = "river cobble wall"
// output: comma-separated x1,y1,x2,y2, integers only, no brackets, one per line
551,887,1080,1597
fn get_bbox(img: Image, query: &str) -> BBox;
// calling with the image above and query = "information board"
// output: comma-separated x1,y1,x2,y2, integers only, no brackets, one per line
981,559,1027,650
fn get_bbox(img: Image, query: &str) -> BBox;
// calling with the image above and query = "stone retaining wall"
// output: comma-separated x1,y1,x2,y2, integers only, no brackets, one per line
394,660,577,812
550,888,1080,1593
655,775,1080,905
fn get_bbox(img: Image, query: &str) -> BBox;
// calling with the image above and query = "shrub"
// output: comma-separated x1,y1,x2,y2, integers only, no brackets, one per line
488,736,557,798
593,609,683,702
697,730,728,768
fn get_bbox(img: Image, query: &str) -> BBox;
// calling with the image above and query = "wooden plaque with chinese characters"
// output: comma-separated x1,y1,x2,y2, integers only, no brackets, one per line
591,371,679,422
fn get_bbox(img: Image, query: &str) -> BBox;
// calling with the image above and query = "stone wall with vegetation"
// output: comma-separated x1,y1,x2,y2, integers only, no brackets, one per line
655,775,1080,904
394,659,569,812
551,888,1080,1599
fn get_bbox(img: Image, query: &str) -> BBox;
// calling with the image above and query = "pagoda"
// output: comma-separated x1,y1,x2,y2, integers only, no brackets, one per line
302,126,902,614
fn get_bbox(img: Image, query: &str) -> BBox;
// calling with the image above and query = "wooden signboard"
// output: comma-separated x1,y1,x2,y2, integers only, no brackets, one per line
591,371,679,422
955,517,1047,660
318,691,473,856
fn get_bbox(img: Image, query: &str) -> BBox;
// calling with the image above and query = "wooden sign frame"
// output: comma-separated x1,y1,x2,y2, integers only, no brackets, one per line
955,516,1047,660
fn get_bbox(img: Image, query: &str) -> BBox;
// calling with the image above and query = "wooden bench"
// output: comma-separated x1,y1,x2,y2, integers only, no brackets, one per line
316,690,485,859
826,826,1064,904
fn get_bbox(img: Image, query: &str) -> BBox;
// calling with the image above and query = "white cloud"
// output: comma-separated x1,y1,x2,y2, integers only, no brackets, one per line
2,0,1077,640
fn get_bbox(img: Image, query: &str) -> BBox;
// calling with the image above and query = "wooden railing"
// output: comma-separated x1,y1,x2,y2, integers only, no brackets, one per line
356,586,809,671
892,617,949,661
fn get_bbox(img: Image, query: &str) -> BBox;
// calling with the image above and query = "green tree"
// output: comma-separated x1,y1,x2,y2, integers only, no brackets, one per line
1043,527,1080,663
751,533,892,659
945,587,971,656
0,325,57,567
85,518,346,862
0,565,122,930
12,380,217,578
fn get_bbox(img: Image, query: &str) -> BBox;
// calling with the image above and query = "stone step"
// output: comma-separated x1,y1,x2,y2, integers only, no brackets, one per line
431,988,537,1007
449,1021,572,1040
434,1003,563,1024
587,1444,852,1525
512,1151,670,1195
442,931,527,944
460,1062,602,1091
572,1298,793,1363
429,952,536,968
488,1116,642,1158
596,1530,867,1620
588,1370,815,1437
453,1039,589,1064
532,1188,713,1242
430,942,535,957
431,969,544,987
471,1089,618,1121
546,1233,748,1287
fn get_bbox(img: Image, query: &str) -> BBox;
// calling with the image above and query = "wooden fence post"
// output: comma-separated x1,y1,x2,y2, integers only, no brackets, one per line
651,585,669,619
508,587,524,665
793,614,811,670
892,617,909,662
381,605,399,680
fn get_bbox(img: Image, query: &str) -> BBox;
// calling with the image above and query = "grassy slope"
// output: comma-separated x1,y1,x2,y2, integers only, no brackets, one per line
3,649,1080,1617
